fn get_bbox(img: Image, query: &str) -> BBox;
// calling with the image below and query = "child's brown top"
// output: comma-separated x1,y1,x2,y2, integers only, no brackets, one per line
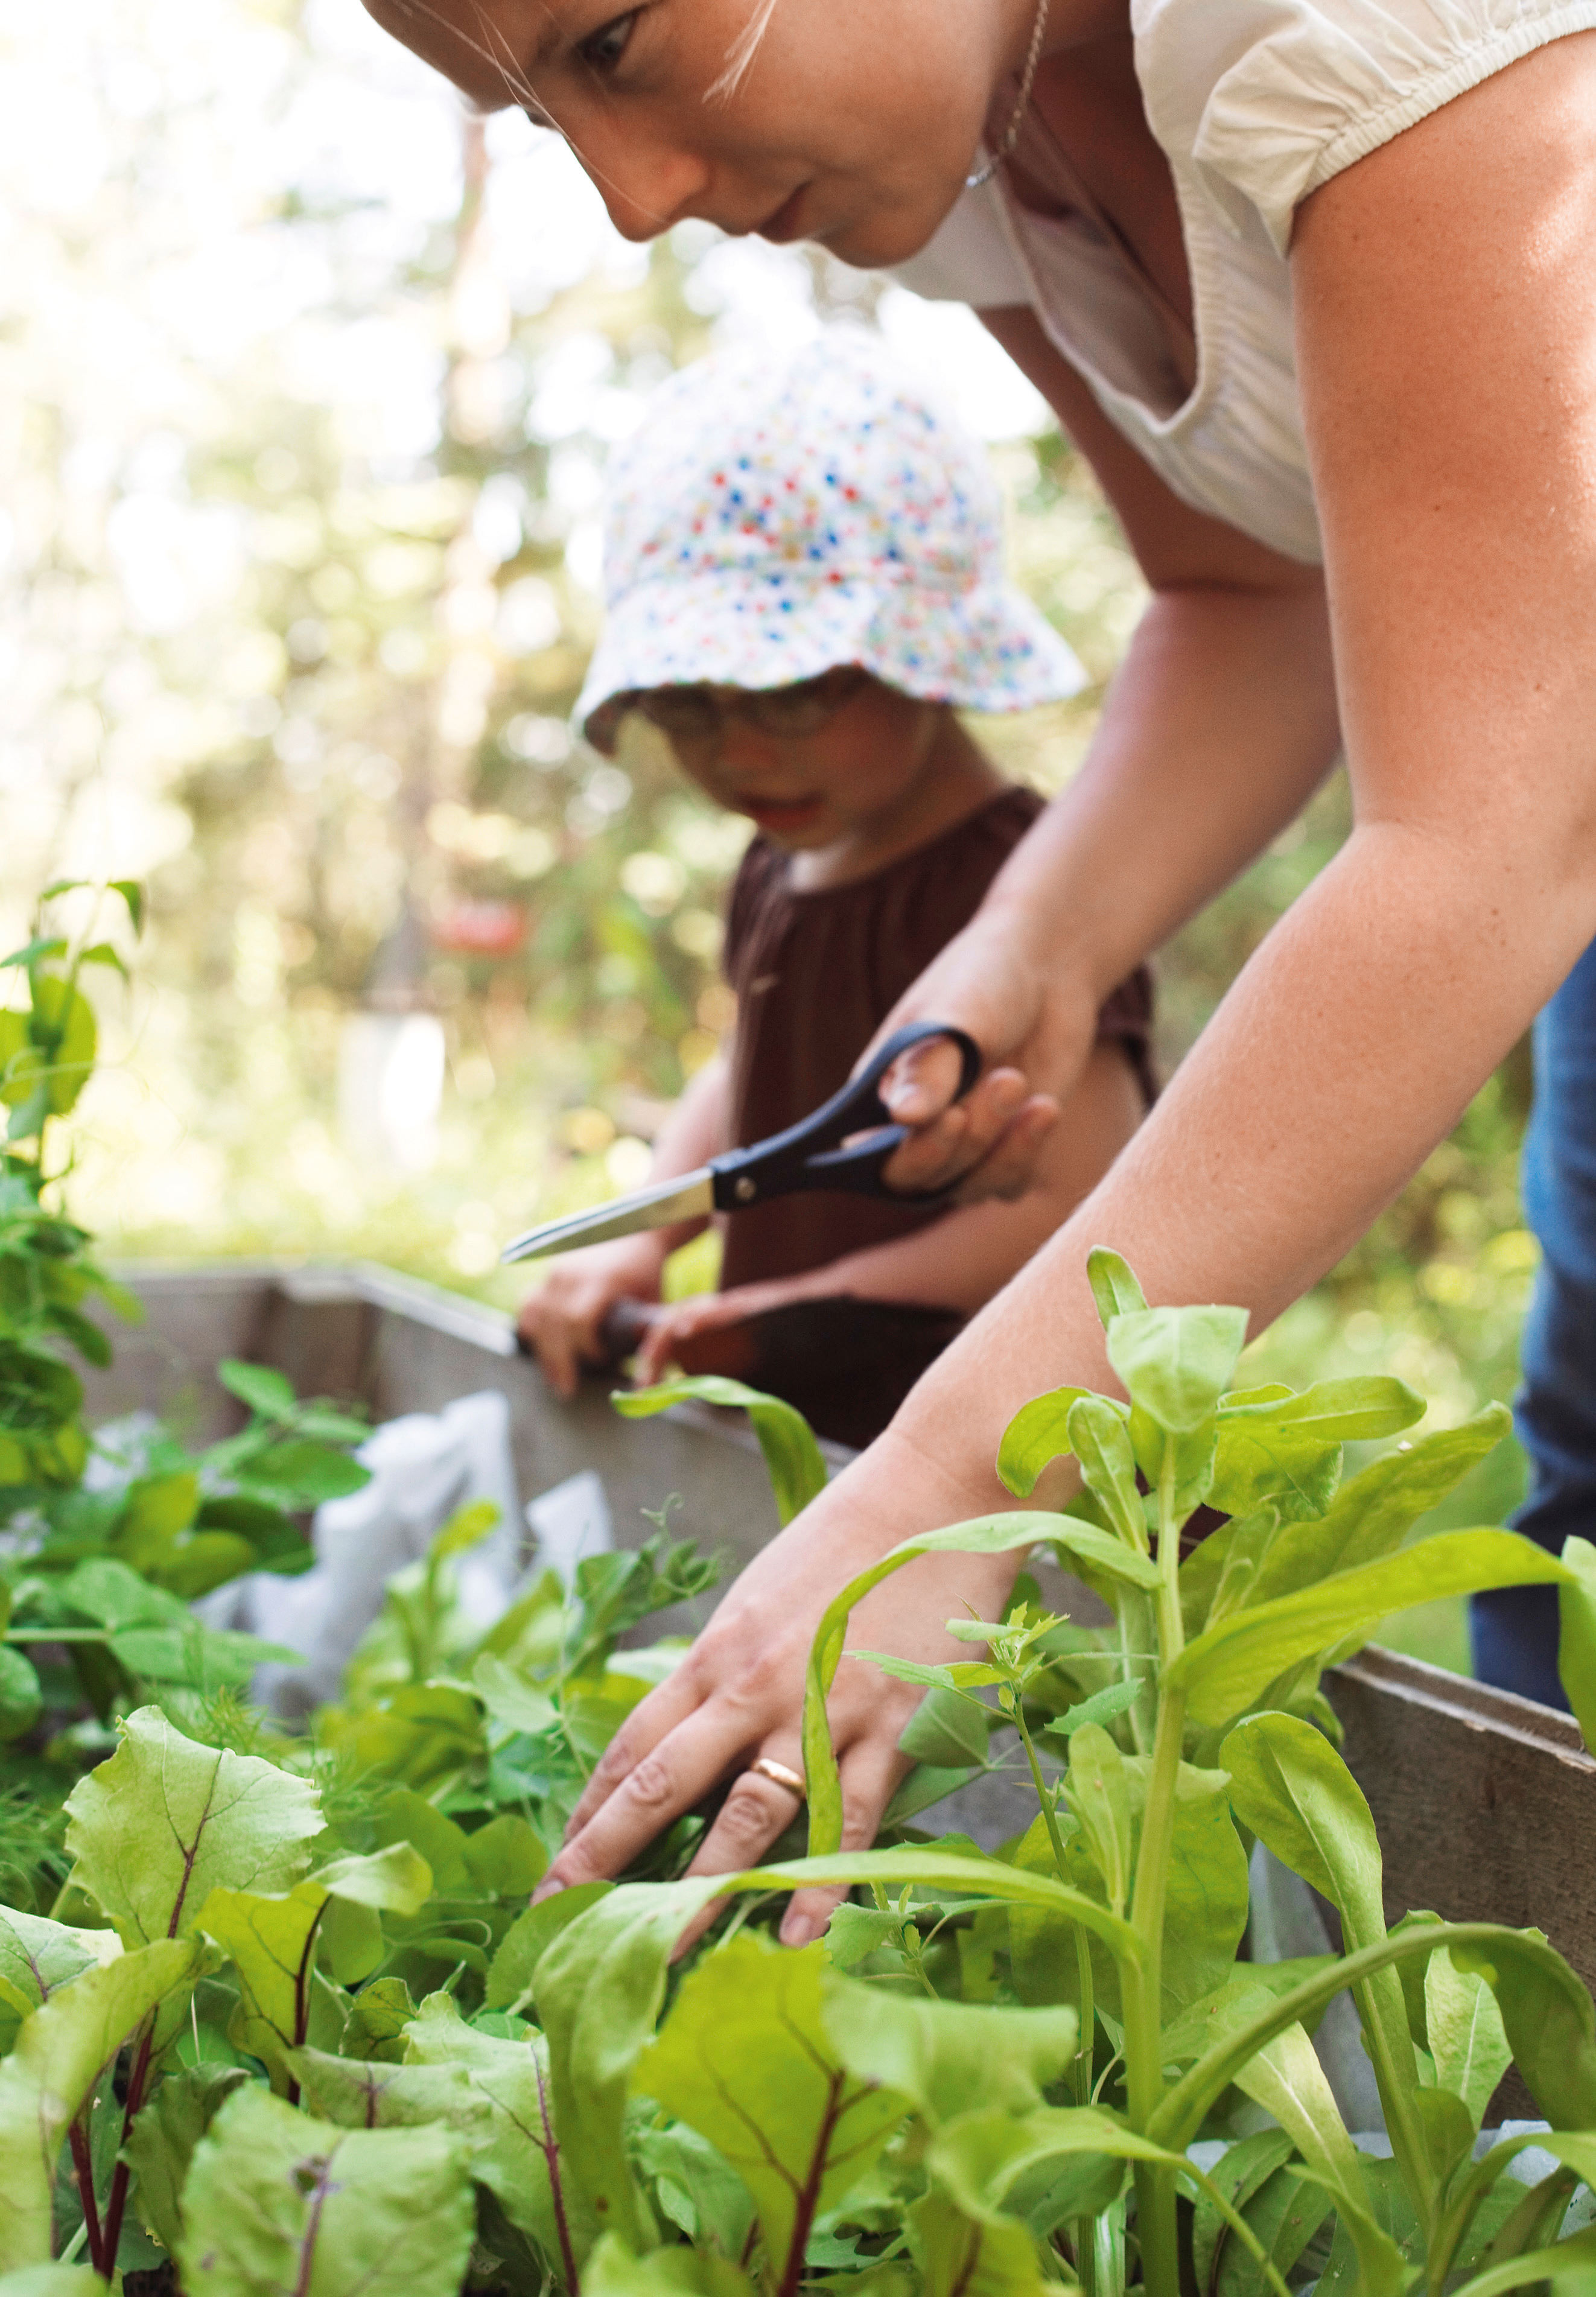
719,785,1155,1293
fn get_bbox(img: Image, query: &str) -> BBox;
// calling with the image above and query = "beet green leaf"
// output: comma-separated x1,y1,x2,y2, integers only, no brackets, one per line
634,1933,909,2292
63,1706,321,1947
0,1937,198,2269
177,2084,475,2297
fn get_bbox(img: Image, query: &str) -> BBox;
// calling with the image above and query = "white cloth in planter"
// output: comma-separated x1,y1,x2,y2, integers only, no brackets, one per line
524,1469,612,1590
207,1389,522,1718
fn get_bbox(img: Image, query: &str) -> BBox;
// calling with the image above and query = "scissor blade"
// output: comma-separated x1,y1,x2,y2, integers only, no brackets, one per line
500,1169,716,1263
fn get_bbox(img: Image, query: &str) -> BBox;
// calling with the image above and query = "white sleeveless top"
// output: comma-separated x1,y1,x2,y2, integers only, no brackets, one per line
886,0,1596,564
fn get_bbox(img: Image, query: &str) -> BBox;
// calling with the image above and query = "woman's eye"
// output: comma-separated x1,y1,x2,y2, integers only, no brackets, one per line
579,10,637,69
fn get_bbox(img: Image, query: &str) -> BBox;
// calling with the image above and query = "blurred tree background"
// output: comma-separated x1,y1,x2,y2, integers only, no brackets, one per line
2,0,1537,1665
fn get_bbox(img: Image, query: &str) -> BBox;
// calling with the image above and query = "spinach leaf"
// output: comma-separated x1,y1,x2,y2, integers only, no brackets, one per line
1170,1531,1572,1730
1559,1533,1596,1755
121,2062,250,2257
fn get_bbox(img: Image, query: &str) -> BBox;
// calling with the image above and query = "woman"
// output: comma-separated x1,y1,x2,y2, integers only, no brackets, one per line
366,0,1596,1941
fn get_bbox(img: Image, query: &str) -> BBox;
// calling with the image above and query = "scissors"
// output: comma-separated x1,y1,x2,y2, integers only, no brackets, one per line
500,1020,982,1265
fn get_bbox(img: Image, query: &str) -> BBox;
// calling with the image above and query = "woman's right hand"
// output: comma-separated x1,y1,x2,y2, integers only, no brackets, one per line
533,1417,1031,1947
516,1234,667,1400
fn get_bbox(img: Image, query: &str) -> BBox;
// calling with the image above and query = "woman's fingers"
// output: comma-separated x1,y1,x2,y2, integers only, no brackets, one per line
524,1441,1023,1959
553,1664,702,1845
860,906,1101,1201
667,1739,811,1954
669,1724,908,1958
685,1743,808,1879
536,1703,750,1895
780,1736,908,1948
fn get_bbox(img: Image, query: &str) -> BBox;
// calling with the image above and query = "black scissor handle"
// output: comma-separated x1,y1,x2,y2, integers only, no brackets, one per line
708,1021,983,1212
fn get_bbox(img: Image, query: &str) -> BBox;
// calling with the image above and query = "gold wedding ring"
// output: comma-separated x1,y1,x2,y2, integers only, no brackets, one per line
748,1755,807,1800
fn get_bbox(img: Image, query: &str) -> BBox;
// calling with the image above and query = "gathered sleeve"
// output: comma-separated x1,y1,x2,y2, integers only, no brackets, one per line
1136,0,1596,256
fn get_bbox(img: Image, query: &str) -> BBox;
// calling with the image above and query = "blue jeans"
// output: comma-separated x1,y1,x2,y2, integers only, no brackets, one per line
1471,938,1596,1709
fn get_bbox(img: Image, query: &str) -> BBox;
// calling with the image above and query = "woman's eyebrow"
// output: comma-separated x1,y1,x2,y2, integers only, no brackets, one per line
462,1,559,111
527,0,574,69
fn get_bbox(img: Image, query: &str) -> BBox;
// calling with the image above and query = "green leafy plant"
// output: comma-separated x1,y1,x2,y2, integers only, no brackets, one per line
0,1352,379,1841
0,881,145,1497
0,1475,726,2285
612,1374,828,1527
0,888,375,1860
2,1256,1594,2296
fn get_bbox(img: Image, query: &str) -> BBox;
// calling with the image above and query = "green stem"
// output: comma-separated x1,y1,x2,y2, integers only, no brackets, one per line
1073,1923,1099,2297
1094,2202,1125,2297
1118,1589,1156,1756
1073,1927,1096,2108
1124,1683,1186,2297
1151,1444,1186,1669
1184,2162,1297,2297
1426,2140,1542,2297
1077,2213,1099,2297
1351,1965,1437,2240
1013,1701,1069,1880
1014,1694,1102,2292
2,1628,113,1643
1124,1443,1187,2297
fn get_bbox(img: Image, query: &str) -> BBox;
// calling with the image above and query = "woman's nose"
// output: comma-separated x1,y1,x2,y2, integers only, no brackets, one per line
573,122,714,243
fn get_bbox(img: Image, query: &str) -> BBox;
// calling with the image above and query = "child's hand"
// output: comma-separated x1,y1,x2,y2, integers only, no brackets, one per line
870,906,1098,1201
632,1276,818,1387
517,1236,667,1401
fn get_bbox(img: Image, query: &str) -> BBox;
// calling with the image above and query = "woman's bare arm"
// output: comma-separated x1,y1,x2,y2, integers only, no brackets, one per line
538,33,1596,1936
878,311,1346,1191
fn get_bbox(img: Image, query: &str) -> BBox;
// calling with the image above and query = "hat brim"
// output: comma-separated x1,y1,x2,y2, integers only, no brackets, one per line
575,571,1086,755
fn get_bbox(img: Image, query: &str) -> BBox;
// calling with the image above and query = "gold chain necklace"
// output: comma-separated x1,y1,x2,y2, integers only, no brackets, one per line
966,0,1051,189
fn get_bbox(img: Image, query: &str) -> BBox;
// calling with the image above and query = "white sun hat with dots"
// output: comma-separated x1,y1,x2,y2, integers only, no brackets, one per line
576,329,1084,755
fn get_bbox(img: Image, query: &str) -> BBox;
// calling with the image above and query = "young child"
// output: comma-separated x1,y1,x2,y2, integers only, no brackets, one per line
518,334,1153,1446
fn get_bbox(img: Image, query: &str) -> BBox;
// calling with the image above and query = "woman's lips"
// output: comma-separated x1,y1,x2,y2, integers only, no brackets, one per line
755,185,809,244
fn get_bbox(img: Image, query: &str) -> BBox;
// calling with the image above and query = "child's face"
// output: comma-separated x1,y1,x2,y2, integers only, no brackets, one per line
647,672,946,851
360,0,1029,269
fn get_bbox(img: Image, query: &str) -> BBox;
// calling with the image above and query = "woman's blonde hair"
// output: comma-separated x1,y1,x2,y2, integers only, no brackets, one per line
706,0,783,103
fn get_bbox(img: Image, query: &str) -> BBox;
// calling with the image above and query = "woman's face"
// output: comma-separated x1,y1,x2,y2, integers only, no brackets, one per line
361,0,1023,267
